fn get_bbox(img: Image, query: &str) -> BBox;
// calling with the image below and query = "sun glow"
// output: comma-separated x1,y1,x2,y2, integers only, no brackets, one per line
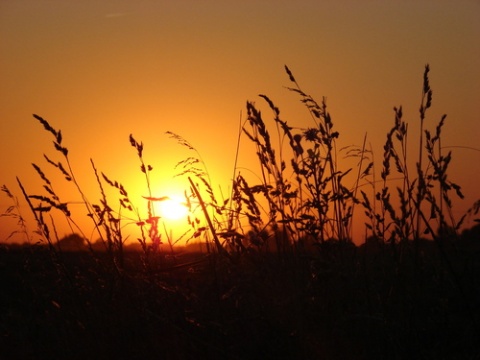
156,194,189,221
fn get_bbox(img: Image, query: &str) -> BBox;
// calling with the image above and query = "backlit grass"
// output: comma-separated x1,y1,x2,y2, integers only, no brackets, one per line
1,65,479,359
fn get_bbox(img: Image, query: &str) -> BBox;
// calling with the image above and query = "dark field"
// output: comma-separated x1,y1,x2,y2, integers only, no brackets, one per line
1,235,480,360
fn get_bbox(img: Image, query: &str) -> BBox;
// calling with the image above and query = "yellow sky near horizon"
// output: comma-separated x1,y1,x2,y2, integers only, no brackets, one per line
1,0,479,245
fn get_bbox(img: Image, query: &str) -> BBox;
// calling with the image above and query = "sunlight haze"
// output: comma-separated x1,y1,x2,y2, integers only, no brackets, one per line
1,0,479,244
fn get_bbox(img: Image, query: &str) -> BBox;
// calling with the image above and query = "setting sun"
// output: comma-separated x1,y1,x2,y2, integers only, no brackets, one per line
156,195,189,221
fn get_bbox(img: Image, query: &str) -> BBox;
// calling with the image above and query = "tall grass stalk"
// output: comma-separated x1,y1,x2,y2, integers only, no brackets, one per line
238,66,370,253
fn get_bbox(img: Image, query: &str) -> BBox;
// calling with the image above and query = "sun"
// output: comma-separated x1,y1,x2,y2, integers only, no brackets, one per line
156,194,189,221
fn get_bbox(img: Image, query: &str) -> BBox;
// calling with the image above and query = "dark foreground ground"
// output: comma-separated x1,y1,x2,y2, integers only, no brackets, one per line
1,237,480,360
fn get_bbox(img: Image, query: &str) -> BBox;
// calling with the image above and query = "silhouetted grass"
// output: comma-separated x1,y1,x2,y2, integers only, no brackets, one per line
1,65,479,359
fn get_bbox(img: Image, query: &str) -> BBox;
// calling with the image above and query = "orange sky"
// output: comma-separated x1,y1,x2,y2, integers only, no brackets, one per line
1,0,479,245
